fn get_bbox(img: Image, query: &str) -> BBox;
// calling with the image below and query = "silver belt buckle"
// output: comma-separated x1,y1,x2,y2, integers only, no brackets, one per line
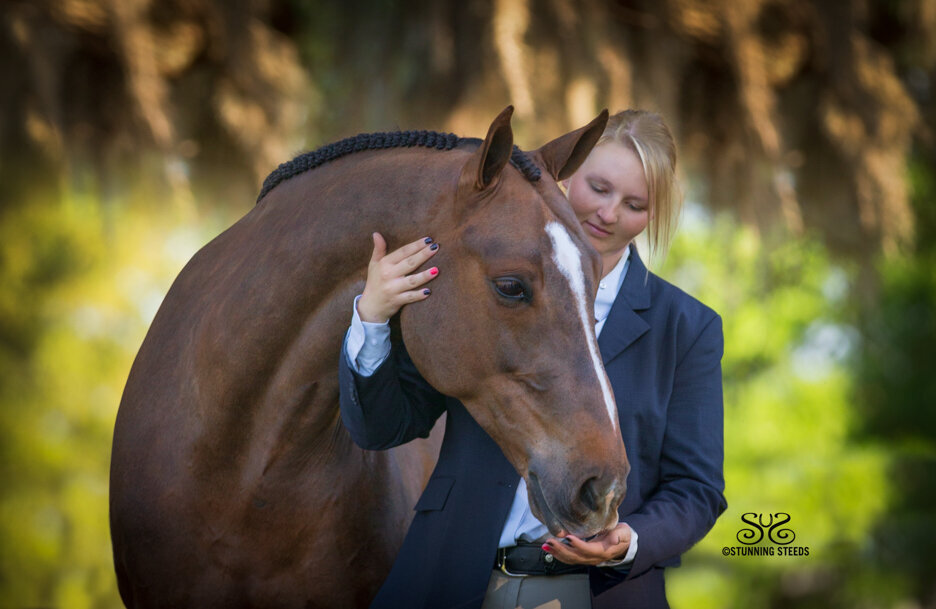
498,548,529,578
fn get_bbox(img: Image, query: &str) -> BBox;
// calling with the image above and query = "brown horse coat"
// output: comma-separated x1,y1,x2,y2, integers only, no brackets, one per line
110,107,627,608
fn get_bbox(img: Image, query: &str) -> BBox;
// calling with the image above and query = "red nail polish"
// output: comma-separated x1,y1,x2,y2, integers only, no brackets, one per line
430,267,438,276
541,544,551,552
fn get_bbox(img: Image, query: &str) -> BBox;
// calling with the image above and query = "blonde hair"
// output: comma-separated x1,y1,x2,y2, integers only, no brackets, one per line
597,110,682,263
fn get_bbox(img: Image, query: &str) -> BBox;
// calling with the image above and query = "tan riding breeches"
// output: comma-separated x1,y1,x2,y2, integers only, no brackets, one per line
480,569,592,609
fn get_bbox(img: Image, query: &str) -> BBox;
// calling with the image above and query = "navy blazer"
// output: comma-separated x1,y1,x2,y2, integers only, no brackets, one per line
339,245,726,609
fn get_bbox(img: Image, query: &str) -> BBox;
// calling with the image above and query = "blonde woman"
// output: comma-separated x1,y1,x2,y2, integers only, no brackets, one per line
341,110,726,609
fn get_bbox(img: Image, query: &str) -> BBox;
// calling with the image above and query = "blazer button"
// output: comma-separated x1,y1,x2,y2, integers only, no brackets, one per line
544,553,554,563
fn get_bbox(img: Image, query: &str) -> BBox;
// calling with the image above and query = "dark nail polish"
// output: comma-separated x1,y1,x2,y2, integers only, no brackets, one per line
424,237,433,244
423,288,431,295
430,243,439,251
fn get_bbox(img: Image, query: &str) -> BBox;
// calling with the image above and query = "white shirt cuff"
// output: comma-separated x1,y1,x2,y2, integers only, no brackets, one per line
597,524,638,567
346,295,391,376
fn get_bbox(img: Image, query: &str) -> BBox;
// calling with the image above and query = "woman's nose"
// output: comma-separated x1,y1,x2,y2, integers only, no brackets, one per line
596,204,617,225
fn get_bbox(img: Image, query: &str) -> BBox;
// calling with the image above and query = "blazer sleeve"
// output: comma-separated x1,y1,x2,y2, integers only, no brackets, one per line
338,333,447,450
619,313,727,581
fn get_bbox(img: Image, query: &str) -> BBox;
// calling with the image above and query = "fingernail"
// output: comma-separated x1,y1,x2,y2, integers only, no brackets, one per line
423,288,431,295
430,243,439,251
429,267,438,276
541,544,552,553
424,237,433,244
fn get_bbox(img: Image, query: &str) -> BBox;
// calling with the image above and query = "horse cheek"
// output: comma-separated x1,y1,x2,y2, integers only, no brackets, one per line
399,275,468,394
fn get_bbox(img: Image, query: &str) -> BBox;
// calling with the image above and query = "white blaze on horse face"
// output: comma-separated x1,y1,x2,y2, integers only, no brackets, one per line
544,222,617,430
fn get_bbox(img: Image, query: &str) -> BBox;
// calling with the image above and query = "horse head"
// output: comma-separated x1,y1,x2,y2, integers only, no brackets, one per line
400,107,629,539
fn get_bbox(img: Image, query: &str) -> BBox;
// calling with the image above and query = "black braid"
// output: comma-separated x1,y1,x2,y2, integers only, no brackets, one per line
257,130,541,203
509,145,541,182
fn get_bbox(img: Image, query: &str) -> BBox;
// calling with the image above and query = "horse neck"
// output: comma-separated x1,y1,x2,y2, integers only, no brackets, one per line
200,149,463,478
269,150,463,278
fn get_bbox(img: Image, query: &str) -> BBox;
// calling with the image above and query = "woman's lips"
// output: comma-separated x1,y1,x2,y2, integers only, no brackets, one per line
584,221,612,237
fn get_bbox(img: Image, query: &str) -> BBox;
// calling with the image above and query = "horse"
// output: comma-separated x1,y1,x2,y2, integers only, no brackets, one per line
109,106,629,608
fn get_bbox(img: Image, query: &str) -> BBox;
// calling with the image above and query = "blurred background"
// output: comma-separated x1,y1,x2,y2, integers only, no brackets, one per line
1,0,934,607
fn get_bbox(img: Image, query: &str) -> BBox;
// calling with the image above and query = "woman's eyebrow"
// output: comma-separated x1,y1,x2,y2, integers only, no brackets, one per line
586,174,613,187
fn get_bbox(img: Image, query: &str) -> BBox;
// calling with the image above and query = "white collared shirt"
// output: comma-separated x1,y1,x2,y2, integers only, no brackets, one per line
594,246,631,337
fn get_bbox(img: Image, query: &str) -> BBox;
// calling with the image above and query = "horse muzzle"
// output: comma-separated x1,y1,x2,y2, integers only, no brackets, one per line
526,457,629,538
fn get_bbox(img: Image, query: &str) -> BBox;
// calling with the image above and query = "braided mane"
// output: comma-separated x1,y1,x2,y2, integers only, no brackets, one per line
257,130,542,203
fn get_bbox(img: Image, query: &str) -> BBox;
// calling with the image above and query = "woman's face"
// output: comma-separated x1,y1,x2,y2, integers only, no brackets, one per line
565,141,649,262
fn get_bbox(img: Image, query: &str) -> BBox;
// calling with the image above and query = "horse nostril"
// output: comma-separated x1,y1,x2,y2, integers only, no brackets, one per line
578,477,602,513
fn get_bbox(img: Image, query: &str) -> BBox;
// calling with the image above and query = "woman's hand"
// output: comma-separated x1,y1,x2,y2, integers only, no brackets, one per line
542,523,632,566
357,233,440,323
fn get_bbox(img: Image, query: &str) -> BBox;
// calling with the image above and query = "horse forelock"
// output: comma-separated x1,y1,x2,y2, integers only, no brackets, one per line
255,131,541,204
544,222,617,430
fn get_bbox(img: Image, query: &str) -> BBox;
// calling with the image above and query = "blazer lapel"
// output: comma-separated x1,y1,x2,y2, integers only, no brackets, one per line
598,244,651,364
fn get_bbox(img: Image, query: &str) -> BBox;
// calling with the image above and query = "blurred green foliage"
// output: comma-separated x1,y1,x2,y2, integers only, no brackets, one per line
1,197,118,609
852,151,936,605
658,211,900,608
0,195,235,608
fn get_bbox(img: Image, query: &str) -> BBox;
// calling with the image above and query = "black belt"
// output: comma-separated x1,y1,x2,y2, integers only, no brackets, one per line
494,543,589,577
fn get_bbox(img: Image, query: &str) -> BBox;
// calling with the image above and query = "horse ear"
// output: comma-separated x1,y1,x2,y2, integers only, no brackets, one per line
535,109,609,181
471,105,515,189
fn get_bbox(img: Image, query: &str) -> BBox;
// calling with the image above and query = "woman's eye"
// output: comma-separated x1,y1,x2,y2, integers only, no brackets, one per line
590,183,607,195
493,278,529,302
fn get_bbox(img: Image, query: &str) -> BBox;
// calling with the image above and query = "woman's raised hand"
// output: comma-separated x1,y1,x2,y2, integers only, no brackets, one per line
356,233,440,323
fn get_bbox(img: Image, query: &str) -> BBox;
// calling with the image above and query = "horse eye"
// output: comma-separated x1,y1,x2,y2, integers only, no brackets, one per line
493,277,529,302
